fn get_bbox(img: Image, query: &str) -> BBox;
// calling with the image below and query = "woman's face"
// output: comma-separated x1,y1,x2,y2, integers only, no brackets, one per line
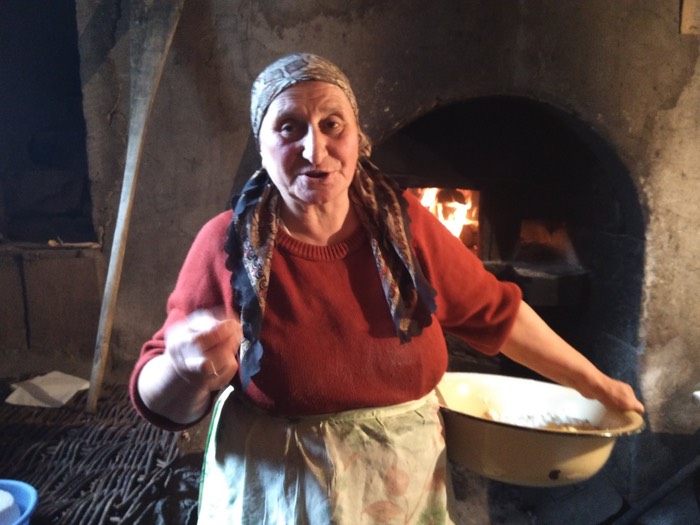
258,81,360,211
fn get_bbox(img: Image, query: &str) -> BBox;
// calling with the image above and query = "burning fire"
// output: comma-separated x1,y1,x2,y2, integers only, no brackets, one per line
411,187,479,253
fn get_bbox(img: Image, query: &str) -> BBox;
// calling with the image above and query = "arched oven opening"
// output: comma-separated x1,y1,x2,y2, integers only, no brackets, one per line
372,96,645,386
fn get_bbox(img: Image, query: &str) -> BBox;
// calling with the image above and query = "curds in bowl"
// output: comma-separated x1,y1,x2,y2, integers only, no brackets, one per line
436,372,645,487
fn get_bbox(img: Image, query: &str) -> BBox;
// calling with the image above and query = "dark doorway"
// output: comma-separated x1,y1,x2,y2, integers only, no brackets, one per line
0,0,96,244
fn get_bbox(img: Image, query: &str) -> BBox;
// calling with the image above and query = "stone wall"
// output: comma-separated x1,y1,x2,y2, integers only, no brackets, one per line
0,246,104,378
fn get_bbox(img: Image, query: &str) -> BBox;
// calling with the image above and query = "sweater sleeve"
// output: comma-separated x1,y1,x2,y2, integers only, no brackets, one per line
404,191,522,355
129,210,237,430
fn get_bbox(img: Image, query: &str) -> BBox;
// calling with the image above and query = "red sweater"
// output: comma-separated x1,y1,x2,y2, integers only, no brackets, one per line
130,191,521,426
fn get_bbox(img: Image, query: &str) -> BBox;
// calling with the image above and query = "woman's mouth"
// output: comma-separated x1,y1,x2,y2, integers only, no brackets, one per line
302,170,330,179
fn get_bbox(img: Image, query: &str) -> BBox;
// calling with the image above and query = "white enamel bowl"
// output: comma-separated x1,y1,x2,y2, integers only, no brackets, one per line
436,372,645,487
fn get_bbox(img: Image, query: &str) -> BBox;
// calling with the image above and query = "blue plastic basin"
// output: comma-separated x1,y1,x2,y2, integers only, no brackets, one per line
0,480,38,525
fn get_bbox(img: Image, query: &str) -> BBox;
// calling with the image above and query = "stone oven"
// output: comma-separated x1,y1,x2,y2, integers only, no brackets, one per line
373,96,645,390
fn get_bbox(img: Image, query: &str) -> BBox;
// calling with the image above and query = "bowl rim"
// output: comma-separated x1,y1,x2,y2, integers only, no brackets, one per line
436,372,646,438
439,405,645,438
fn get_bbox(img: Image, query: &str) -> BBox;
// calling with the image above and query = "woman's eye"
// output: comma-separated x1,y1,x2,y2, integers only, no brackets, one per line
324,119,343,134
278,121,304,139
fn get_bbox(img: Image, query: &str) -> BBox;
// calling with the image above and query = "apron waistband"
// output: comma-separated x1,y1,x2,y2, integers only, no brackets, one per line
228,387,438,425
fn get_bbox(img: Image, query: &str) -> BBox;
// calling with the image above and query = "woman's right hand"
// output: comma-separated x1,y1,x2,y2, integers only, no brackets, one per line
137,309,242,425
164,310,241,392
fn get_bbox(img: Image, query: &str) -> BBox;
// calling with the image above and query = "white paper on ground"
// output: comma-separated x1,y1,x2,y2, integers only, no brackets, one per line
5,370,89,407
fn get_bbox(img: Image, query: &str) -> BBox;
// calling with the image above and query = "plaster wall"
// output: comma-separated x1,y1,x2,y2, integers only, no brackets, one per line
641,55,700,435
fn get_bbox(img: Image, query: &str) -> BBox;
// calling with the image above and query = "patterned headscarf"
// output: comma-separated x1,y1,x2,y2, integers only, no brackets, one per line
226,53,436,389
250,52,372,157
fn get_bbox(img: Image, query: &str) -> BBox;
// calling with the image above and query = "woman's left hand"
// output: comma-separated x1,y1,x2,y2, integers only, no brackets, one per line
577,375,645,414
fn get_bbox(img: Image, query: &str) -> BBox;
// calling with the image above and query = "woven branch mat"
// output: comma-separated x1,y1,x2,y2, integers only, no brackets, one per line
0,383,201,524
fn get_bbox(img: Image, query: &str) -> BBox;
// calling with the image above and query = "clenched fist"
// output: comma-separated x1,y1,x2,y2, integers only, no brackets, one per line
164,310,242,391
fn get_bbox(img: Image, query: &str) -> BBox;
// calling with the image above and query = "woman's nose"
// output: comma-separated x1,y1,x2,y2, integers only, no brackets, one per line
301,127,326,165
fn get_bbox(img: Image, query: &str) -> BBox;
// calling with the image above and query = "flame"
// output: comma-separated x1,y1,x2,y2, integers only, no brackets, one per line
412,187,479,239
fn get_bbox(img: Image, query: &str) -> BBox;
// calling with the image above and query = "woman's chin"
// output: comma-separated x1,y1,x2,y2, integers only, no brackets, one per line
291,182,351,208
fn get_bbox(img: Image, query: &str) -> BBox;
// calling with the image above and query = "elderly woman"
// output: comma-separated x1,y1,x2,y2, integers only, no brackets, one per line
130,53,643,524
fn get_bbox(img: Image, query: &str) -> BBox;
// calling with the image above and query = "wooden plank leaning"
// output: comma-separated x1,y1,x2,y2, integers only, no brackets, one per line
87,0,187,412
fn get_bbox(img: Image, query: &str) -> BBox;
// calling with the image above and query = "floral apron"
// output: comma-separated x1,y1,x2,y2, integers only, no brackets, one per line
198,386,456,524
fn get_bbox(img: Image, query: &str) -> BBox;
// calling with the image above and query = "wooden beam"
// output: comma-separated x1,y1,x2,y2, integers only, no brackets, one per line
86,0,187,412
682,0,700,35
